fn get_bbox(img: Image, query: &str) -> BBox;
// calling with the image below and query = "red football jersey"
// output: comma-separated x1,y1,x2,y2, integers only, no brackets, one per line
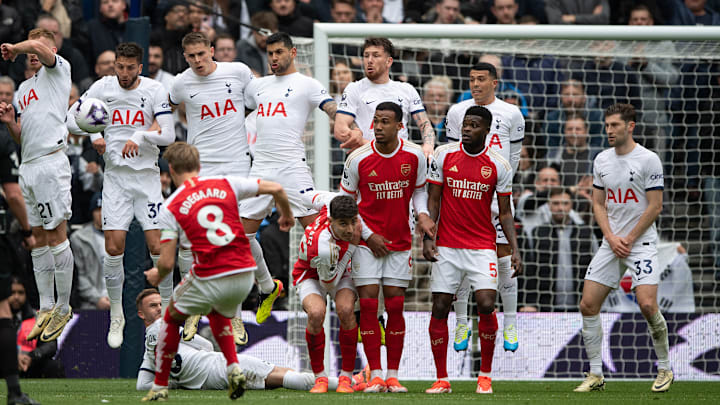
160,176,260,279
428,144,513,250
340,139,426,251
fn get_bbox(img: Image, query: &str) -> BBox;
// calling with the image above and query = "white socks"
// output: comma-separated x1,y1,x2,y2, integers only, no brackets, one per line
104,254,125,318
582,315,603,376
246,233,274,294
647,311,670,370
282,371,314,390
497,255,517,325
31,246,56,312
51,240,74,314
177,248,193,279
454,276,470,325
153,254,172,310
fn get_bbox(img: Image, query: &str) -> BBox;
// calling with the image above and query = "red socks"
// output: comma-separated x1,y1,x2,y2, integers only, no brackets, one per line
478,312,498,374
154,310,182,387
384,295,405,371
429,316,449,379
339,326,358,373
359,298,382,370
207,311,238,367
305,328,326,374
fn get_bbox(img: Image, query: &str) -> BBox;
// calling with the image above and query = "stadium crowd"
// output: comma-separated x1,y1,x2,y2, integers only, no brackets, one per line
0,0,717,398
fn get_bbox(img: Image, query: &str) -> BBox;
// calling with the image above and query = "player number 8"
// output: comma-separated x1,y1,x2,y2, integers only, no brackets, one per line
197,205,235,246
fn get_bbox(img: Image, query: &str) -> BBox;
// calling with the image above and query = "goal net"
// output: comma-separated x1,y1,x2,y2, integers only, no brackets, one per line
284,25,720,381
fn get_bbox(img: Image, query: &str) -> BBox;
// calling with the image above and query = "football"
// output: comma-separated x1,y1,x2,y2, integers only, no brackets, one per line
74,97,110,133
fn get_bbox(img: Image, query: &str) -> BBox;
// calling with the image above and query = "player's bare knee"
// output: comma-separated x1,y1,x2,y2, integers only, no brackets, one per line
335,302,355,325
32,227,47,246
579,299,600,316
637,300,657,318
431,294,453,319
306,308,325,330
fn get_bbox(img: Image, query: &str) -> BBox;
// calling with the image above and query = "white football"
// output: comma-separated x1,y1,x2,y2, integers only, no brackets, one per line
74,97,110,133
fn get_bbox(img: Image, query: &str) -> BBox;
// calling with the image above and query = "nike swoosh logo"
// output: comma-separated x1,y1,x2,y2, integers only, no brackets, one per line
190,93,199,98
365,100,376,104
107,98,115,103
653,380,671,390
601,173,608,177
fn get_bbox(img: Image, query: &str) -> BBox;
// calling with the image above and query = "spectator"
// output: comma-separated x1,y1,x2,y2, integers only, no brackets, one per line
547,114,599,188
331,0,357,22
94,49,116,79
86,0,126,70
357,0,388,23
158,159,173,199
662,0,720,25
501,52,564,117
545,0,609,24
513,142,536,200
147,43,174,91
10,277,65,378
150,1,191,74
188,1,216,42
214,33,237,62
516,166,561,235
520,187,596,312
421,75,452,142
543,79,604,150
423,0,463,24
270,0,314,37
330,58,354,101
36,13,91,91
491,0,519,24
0,1,24,47
236,12,278,76
70,193,109,310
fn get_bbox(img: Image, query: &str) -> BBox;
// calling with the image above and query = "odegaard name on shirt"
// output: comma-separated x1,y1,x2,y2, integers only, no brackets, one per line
178,188,227,215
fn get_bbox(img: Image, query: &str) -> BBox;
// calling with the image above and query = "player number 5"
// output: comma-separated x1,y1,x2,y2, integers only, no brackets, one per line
197,205,236,246
489,262,497,278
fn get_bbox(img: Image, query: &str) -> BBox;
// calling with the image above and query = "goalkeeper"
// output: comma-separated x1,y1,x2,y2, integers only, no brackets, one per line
293,192,362,393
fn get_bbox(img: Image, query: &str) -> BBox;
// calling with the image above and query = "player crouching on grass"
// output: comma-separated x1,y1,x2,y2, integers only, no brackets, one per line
294,191,362,393
423,106,521,394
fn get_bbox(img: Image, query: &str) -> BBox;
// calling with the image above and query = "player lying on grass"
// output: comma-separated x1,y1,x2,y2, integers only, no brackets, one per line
135,289,340,392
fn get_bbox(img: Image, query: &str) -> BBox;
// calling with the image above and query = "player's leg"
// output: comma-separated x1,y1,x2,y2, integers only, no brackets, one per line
40,221,75,343
452,275,471,352
104,229,128,348
27,227,54,340
176,233,201,341
136,171,168,309
381,250,413,393
334,285,358,393
300,284,328,392
241,218,281,317
144,229,171,307
145,302,187,402
575,279,613,392
474,288,498,394
496,242,519,352
1,283,39,404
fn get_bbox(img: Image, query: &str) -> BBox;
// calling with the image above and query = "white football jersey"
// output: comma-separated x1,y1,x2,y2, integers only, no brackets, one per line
81,76,172,171
245,72,332,168
337,78,424,141
169,62,253,163
16,54,72,163
592,144,664,244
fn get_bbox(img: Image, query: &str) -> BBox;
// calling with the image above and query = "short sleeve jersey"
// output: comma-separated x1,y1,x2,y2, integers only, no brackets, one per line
592,144,664,244
80,76,172,170
337,78,424,141
169,62,253,163
245,72,333,168
429,144,512,250
16,54,72,163
341,139,426,251
159,176,260,279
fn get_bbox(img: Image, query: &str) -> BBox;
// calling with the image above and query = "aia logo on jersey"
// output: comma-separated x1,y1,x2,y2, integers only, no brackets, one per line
18,89,39,110
487,133,502,149
200,99,238,120
112,110,145,126
607,188,639,204
481,166,492,179
257,102,287,117
401,164,411,176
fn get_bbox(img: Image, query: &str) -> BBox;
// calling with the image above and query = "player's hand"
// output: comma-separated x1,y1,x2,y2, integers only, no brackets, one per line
96,296,111,310
144,267,161,287
339,129,367,151
618,235,635,253
122,140,139,158
510,250,522,277
0,102,15,124
0,43,17,61
85,161,99,174
21,234,36,250
607,234,630,258
416,213,435,239
422,239,438,262
277,215,294,232
422,143,434,159
366,233,390,258
350,221,363,245
92,137,106,155
18,353,31,372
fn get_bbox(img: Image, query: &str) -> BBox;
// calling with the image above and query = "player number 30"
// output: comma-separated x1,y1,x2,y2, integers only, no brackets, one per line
197,205,236,246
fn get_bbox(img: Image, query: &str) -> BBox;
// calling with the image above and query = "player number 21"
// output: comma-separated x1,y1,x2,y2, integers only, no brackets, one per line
197,205,236,246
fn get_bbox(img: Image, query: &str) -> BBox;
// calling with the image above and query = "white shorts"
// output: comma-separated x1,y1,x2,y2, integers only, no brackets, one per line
239,164,317,220
297,273,356,304
431,247,498,294
491,193,514,245
102,166,164,231
19,151,72,230
199,159,251,177
585,241,660,290
352,247,412,288
237,354,275,390
173,271,254,318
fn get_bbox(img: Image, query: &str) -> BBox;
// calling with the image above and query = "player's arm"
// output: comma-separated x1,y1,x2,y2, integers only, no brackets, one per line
334,112,365,150
1,39,55,66
182,334,215,352
422,182,442,262
321,99,337,119
623,189,662,248
0,103,20,143
257,180,294,231
592,186,629,258
498,193,522,276
411,110,436,158
509,111,526,174
124,113,176,158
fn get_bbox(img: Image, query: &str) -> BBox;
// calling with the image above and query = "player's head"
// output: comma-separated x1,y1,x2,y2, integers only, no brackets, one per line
469,62,498,105
548,186,572,224
328,195,359,242
27,28,57,72
604,103,636,148
461,105,492,152
115,42,143,89
362,37,394,82
182,32,215,76
164,141,201,185
136,288,162,326
373,102,402,144
266,32,296,75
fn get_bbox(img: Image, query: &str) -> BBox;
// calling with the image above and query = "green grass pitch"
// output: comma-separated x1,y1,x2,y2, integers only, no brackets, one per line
3,379,719,405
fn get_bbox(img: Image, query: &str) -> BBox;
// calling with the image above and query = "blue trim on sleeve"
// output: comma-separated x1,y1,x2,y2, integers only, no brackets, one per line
336,110,356,118
139,368,155,374
318,98,334,110
593,184,604,190
411,108,426,115
168,96,179,106
510,138,524,143
43,56,58,69
154,111,173,117
645,186,664,191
